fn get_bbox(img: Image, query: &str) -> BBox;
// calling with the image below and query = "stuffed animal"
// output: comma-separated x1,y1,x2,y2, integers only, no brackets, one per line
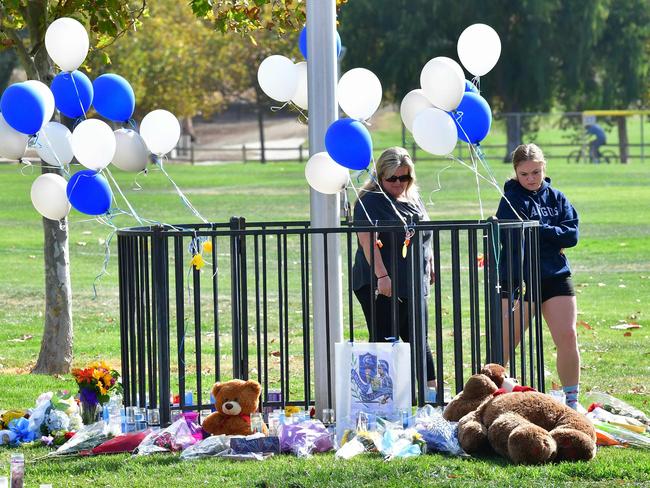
445,367,597,464
202,379,268,436
443,363,507,422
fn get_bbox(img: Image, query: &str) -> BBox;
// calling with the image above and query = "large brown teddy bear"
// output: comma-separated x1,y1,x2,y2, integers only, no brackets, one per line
202,379,268,436
445,367,597,464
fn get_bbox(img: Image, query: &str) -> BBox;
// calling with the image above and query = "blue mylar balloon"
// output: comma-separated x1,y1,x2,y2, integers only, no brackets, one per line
92,73,135,122
325,119,373,170
453,92,492,144
66,169,112,216
51,71,94,119
299,27,342,60
464,80,479,94
0,83,46,135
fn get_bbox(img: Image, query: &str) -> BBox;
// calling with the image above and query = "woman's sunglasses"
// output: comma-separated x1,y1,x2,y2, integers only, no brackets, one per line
384,174,412,183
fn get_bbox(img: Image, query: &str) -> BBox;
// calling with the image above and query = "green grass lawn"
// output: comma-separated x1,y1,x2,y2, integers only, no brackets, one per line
1,110,650,486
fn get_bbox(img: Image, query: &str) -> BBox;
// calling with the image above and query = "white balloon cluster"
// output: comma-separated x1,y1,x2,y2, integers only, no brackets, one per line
2,17,184,221
400,23,501,156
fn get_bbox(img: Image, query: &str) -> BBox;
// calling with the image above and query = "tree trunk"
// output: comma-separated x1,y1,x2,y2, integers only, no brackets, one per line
32,181,74,373
255,87,266,164
28,1,74,374
617,116,629,164
504,112,522,163
183,116,196,142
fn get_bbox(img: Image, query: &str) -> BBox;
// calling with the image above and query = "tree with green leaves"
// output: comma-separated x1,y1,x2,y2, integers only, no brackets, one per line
0,0,145,374
337,0,649,160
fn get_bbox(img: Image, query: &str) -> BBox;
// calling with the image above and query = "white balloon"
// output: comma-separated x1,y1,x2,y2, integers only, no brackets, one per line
457,23,501,77
337,68,382,121
23,80,55,126
36,121,73,167
71,119,116,171
0,113,29,160
305,151,350,194
400,89,434,133
45,17,89,72
257,55,299,103
30,173,71,220
412,108,458,156
292,62,309,110
139,109,181,156
420,57,465,112
112,128,149,172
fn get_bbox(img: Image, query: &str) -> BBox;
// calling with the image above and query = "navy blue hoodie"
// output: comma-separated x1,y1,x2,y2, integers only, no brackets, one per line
496,177,579,280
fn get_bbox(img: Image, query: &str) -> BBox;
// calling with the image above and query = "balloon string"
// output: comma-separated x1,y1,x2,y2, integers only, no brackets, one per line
347,177,377,226
34,129,71,177
270,102,289,112
103,167,145,225
426,164,452,206
91,214,118,299
19,159,34,176
466,142,485,220
132,169,146,191
471,76,481,93
70,73,88,121
158,156,209,224
454,119,486,220
290,103,308,123
448,149,522,221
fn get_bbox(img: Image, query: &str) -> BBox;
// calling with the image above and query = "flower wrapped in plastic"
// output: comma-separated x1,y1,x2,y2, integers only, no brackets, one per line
50,421,113,457
180,435,231,460
379,428,424,460
584,391,650,430
278,420,334,457
414,405,466,456
134,418,197,456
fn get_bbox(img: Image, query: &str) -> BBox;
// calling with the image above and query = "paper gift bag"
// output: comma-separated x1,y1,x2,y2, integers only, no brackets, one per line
335,341,412,441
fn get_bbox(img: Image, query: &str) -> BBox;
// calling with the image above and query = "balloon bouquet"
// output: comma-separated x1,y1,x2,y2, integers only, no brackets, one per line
0,17,185,224
399,23,502,216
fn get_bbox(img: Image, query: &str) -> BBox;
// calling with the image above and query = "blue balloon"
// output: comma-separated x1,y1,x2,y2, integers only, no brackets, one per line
299,27,342,60
325,119,373,170
464,80,479,94
92,74,135,122
453,92,492,144
0,83,46,135
66,170,112,216
51,71,94,119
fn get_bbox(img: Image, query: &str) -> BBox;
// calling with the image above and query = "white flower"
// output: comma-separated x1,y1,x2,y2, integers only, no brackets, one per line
45,410,70,432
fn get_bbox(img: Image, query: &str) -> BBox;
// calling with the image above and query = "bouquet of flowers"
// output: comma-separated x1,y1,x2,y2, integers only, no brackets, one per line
28,390,82,447
72,361,122,425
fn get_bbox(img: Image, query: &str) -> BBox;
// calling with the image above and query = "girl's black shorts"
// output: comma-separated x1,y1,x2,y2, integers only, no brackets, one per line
500,274,575,303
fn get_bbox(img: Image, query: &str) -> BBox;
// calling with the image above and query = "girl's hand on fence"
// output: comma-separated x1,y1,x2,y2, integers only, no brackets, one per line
377,275,392,297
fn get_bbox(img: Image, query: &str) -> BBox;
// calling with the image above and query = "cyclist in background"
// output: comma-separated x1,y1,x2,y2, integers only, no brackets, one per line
585,123,606,163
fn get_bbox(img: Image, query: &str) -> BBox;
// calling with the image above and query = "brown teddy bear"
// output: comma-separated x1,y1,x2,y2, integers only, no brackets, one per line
202,379,268,436
444,365,597,464
443,363,507,422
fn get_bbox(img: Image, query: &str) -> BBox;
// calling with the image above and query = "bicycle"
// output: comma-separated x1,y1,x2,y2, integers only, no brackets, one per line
566,140,617,164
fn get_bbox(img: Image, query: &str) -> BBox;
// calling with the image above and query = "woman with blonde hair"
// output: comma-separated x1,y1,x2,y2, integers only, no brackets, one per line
352,147,436,390
496,143,581,409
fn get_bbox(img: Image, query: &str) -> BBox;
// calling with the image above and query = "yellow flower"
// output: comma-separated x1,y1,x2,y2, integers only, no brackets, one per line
190,253,205,270
202,240,213,253
92,369,104,381
99,384,108,395
285,406,300,417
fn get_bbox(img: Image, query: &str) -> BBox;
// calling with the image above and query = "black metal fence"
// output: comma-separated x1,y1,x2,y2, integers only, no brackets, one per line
117,218,543,425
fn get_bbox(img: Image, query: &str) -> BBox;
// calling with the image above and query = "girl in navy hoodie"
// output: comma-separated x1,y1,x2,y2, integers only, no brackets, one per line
496,143,581,409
